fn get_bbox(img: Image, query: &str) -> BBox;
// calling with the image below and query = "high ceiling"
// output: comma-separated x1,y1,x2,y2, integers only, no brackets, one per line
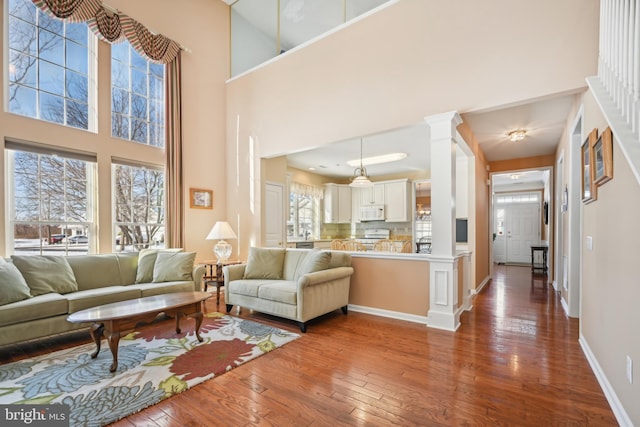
227,0,583,180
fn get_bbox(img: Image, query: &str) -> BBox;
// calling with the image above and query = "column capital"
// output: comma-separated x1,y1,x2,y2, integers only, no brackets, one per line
424,111,463,141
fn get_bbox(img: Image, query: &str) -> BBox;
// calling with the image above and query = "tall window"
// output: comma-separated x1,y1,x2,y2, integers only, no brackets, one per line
113,164,165,252
287,183,321,240
7,147,96,256
111,41,165,147
8,0,95,130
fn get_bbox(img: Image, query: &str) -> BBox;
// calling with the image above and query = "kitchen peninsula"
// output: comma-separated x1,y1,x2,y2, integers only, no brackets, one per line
337,249,472,327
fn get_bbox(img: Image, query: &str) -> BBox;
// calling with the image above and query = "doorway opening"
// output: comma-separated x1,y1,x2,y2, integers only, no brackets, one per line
491,169,552,269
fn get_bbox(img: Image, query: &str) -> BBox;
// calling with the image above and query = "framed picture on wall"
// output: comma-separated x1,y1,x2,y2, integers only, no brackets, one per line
581,128,598,204
594,126,613,186
189,188,213,209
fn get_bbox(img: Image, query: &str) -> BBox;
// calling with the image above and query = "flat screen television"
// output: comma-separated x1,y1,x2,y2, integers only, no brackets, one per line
456,218,468,243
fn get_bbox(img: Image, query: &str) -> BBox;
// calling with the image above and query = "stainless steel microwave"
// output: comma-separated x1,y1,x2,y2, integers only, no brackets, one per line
359,205,384,221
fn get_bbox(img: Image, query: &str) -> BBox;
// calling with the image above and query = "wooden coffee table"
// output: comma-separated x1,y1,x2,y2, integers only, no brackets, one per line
67,291,212,372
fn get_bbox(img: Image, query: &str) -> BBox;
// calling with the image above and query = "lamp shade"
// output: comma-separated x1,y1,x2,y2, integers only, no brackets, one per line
206,221,237,240
206,222,237,263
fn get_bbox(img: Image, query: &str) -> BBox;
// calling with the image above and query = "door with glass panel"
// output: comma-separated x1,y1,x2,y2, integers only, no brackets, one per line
493,193,541,264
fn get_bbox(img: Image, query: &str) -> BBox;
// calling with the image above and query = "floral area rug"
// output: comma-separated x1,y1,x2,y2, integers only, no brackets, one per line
0,313,299,426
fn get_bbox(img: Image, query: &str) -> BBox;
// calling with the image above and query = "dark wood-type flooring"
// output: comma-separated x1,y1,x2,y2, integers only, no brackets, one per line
0,265,617,426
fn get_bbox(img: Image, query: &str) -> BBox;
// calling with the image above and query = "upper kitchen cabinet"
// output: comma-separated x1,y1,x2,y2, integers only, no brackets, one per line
359,183,385,206
384,179,411,222
324,184,352,223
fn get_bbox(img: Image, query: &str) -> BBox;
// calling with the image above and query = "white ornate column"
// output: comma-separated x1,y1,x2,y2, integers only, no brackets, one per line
426,111,462,331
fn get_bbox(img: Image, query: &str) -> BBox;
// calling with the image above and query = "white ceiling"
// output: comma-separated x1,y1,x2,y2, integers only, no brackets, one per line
461,94,577,162
492,169,548,190
227,0,580,181
286,94,576,180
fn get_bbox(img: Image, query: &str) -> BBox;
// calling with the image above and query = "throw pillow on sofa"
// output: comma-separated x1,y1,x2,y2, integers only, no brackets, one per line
294,250,331,280
152,251,196,282
11,255,78,296
0,258,32,305
243,247,286,280
136,248,183,283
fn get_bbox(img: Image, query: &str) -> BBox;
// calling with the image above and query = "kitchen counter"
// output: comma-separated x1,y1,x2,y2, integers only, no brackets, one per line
286,239,334,249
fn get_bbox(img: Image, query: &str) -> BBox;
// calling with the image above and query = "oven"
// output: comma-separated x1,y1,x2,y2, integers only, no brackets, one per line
354,229,390,251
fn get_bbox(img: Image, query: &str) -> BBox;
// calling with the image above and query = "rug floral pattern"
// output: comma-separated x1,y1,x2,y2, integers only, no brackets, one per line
0,313,299,427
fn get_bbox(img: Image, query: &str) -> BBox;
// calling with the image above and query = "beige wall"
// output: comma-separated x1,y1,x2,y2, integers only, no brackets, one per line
350,257,429,316
578,90,640,422
0,0,230,261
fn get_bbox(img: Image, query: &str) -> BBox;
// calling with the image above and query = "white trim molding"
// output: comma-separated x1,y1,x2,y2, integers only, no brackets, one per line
588,76,640,187
348,304,428,325
579,334,633,426
472,275,491,296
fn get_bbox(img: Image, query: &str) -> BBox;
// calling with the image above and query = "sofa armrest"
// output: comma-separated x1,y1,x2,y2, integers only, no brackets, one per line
192,264,206,290
223,264,247,286
297,266,354,288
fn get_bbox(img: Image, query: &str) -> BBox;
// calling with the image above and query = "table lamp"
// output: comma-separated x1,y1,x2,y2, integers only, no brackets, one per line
206,221,237,263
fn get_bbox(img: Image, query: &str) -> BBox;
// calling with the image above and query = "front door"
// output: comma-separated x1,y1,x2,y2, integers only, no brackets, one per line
506,202,540,264
493,194,541,265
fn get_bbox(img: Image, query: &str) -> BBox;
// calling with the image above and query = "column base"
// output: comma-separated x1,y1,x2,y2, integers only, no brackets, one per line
427,309,461,331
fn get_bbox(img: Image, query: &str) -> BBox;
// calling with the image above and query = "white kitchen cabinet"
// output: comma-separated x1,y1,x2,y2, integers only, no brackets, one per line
324,184,352,223
359,183,385,205
384,179,411,222
351,187,361,223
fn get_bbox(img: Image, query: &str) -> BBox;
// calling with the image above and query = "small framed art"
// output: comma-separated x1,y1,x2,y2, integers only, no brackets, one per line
581,128,598,204
594,126,613,186
189,188,213,209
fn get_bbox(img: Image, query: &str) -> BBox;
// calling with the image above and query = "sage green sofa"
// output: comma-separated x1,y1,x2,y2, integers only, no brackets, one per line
0,250,205,346
224,248,354,332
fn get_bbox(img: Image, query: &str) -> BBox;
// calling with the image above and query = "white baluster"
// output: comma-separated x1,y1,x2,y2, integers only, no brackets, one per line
623,0,630,120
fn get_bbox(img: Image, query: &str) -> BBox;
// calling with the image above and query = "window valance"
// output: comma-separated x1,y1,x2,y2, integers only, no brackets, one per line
290,182,324,200
32,0,181,64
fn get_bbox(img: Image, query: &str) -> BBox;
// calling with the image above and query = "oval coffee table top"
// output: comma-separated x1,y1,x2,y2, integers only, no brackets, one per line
67,291,212,323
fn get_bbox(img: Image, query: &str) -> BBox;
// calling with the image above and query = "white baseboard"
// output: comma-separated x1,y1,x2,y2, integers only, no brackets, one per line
348,304,428,325
552,280,559,292
579,334,633,426
560,295,569,316
472,275,491,295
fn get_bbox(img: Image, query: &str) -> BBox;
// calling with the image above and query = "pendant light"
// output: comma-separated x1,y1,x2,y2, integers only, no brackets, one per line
349,139,373,188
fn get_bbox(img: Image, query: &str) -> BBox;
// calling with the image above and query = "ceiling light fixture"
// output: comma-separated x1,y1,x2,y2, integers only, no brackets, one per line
346,152,407,167
349,139,373,188
508,129,527,142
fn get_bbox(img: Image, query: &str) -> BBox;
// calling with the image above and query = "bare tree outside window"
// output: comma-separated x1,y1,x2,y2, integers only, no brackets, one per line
288,193,318,240
10,150,94,256
8,0,92,130
114,164,165,252
111,41,165,148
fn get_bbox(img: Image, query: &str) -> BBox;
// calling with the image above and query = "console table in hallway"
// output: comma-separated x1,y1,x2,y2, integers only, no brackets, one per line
530,245,548,275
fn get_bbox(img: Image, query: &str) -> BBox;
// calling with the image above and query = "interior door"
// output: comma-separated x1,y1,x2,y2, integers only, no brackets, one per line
506,202,540,264
264,182,285,248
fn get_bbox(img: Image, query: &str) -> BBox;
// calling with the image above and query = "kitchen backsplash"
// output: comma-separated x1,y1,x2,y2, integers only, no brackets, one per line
320,221,412,239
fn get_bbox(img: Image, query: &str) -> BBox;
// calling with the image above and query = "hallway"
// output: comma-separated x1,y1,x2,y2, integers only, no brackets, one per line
456,264,617,425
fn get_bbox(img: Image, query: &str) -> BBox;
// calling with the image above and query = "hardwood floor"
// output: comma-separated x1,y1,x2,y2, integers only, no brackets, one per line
1,265,617,426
